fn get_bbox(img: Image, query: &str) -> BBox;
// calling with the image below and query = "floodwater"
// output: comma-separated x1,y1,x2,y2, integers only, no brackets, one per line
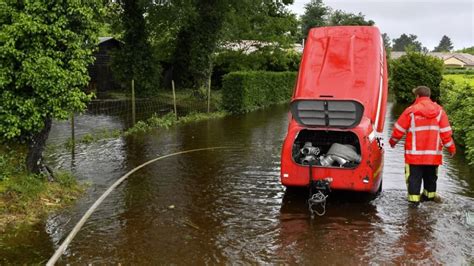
1,103,473,264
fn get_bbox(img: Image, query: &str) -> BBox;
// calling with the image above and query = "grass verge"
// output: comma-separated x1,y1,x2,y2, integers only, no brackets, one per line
443,74,474,87
0,145,85,231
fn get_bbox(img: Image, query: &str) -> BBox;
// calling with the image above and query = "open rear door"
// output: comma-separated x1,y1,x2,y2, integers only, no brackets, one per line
291,100,364,128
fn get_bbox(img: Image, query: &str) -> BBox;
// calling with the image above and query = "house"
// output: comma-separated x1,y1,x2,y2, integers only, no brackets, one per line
443,53,474,68
220,40,305,54
88,37,122,97
391,51,474,69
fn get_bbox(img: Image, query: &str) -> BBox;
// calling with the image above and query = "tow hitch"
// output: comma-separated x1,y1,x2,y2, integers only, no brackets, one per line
308,163,332,217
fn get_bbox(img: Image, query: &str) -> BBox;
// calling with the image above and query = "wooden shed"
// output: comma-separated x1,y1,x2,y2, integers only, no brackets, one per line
88,37,122,97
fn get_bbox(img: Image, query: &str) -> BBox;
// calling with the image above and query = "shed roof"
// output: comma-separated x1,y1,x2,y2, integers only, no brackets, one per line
98,37,123,46
99,37,114,44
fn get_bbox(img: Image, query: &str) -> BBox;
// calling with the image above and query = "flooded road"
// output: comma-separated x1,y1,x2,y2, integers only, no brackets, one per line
1,103,473,264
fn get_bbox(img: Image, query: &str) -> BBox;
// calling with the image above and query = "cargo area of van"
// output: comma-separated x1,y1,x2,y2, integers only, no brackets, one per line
292,130,361,168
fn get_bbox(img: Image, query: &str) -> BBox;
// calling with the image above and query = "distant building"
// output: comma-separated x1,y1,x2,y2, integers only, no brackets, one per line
293,43,304,53
220,40,304,54
391,51,474,69
88,37,122,97
220,40,274,54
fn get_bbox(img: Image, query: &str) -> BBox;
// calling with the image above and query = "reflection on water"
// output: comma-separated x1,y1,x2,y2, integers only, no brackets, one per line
48,114,124,145
1,103,473,264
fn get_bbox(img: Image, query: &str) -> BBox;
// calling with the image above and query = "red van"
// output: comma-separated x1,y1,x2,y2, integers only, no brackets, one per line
280,26,388,194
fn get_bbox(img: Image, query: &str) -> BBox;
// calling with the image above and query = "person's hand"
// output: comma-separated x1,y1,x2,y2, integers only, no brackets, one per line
389,139,396,148
449,151,456,158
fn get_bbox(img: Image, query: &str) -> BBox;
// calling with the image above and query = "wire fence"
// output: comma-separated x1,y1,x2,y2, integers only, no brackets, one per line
48,88,221,145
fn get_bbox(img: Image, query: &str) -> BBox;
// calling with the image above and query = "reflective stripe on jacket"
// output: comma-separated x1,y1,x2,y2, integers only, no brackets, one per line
390,97,456,165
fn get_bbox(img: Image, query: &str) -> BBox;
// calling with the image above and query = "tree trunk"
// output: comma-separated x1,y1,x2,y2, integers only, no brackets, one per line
172,0,229,89
26,117,52,174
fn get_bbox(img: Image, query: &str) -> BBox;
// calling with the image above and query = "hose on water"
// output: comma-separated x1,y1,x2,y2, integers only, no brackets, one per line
47,146,235,266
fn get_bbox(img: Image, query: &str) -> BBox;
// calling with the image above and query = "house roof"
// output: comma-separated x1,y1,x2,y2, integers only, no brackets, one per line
391,51,474,66
448,53,474,65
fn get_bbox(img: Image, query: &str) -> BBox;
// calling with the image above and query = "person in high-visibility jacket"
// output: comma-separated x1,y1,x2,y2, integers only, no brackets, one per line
389,86,456,203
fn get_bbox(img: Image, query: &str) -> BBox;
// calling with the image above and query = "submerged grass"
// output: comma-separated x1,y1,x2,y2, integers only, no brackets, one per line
57,111,227,149
124,111,227,136
64,128,122,149
0,145,85,231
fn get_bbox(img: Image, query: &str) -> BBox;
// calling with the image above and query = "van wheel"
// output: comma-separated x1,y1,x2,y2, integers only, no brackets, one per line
376,180,383,195
367,180,383,201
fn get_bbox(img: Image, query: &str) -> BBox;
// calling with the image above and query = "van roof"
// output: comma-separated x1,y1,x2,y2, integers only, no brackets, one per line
293,26,385,122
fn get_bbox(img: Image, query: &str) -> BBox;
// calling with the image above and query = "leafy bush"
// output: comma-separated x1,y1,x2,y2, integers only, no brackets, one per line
222,71,297,113
262,49,301,72
124,121,154,136
147,112,176,129
391,51,444,103
0,145,26,182
440,79,474,165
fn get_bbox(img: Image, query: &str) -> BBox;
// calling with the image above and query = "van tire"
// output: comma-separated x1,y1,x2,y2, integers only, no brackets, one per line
376,180,383,195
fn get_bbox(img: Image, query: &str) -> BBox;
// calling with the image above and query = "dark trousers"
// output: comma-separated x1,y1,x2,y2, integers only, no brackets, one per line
405,164,438,202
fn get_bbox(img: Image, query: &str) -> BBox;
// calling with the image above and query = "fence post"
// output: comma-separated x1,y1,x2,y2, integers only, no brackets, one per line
71,113,75,157
207,75,211,113
172,80,178,120
132,79,136,125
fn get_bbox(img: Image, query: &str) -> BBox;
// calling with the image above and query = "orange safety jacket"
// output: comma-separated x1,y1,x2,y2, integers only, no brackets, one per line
389,96,456,165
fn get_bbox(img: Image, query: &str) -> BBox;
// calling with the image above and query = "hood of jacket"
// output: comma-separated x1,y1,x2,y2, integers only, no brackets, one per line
411,97,440,119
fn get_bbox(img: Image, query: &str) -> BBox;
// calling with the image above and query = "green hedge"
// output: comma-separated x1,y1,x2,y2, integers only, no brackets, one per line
391,51,444,103
212,49,301,89
222,71,297,113
443,68,474,75
440,78,474,165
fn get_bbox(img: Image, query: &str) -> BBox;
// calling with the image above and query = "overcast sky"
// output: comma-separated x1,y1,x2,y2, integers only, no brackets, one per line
289,0,474,50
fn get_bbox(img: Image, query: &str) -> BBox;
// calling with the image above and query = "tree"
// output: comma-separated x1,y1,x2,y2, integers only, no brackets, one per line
171,0,232,89
433,35,454,52
223,0,297,45
171,0,295,89
147,0,195,63
111,0,161,95
300,0,329,38
391,51,444,104
300,1,375,39
382,33,391,57
0,1,101,174
456,46,474,55
328,10,374,26
211,0,298,88
392,34,423,52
